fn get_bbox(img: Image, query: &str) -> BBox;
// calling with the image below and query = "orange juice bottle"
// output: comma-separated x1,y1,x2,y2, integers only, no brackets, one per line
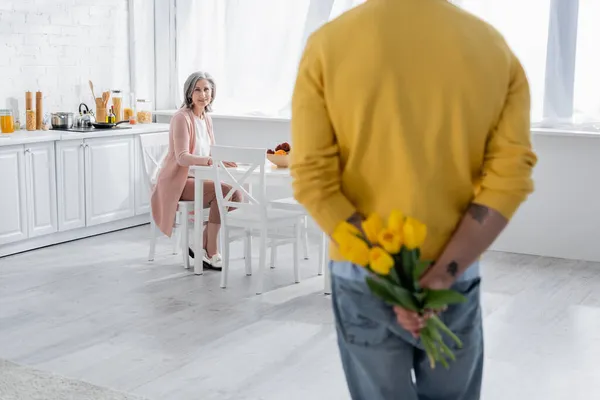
0,109,15,134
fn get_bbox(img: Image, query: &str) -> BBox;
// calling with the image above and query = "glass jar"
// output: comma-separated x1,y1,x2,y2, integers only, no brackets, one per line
0,109,15,134
26,110,37,131
123,92,135,122
136,99,153,124
111,90,123,122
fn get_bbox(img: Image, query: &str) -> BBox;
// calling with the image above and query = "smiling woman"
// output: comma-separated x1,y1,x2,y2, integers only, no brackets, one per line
151,72,241,270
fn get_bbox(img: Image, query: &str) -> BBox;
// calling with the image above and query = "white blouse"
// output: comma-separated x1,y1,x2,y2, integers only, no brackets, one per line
193,115,211,157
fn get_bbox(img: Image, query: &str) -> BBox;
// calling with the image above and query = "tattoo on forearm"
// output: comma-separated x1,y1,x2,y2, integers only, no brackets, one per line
446,261,459,277
468,204,490,224
346,213,364,228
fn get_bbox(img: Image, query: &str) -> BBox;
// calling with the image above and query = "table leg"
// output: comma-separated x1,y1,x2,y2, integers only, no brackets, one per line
194,174,204,275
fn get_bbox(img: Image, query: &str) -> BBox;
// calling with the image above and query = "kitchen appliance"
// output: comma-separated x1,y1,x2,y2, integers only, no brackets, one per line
51,112,74,130
76,103,95,128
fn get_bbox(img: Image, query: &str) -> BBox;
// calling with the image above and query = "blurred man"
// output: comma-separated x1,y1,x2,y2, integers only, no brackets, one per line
291,0,536,399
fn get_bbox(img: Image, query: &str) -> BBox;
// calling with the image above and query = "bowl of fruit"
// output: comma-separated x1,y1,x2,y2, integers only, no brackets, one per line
266,142,291,168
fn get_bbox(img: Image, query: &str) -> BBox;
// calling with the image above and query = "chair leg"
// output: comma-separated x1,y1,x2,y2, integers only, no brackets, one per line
220,227,230,289
181,205,190,269
294,219,301,283
244,229,252,276
302,216,310,260
171,226,180,255
324,264,332,295
318,232,327,276
255,227,267,295
322,235,331,295
270,245,277,269
148,220,157,261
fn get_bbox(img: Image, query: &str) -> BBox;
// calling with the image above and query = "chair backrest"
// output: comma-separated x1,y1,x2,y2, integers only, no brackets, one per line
139,132,170,191
210,145,267,221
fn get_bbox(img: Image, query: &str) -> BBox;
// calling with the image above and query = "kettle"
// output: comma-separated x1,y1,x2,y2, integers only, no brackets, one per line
76,103,96,128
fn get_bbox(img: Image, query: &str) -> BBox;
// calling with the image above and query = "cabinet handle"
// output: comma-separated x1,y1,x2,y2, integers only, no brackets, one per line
24,149,31,154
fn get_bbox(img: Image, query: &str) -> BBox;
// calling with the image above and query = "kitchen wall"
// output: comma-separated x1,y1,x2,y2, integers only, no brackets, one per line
492,132,600,263
0,0,130,120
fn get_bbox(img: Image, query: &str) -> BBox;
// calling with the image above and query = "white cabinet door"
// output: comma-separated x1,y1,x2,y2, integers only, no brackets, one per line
24,142,58,238
134,135,151,215
0,146,28,245
84,136,136,226
56,140,86,231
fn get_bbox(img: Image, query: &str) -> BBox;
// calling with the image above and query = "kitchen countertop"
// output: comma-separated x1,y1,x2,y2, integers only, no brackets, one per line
0,123,171,147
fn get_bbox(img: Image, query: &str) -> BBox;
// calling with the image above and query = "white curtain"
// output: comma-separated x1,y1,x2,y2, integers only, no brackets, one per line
175,0,366,117
329,0,365,20
176,0,311,117
574,0,600,123
455,0,551,122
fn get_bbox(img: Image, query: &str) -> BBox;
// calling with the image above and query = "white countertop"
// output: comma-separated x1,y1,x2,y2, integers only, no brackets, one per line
0,123,171,147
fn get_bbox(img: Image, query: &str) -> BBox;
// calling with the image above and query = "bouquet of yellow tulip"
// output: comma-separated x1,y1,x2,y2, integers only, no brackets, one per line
333,211,467,369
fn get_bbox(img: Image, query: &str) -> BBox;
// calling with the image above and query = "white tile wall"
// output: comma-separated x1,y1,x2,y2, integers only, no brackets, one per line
0,0,130,121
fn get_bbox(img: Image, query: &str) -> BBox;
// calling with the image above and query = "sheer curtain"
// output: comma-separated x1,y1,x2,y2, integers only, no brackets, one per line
175,0,367,117
176,0,311,117
455,0,551,122
329,0,365,20
574,0,600,123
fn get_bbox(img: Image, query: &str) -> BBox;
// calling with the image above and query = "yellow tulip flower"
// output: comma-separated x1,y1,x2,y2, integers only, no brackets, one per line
403,217,427,250
388,210,405,235
369,247,395,275
333,220,370,266
362,213,384,244
338,234,370,267
332,221,362,244
378,229,403,254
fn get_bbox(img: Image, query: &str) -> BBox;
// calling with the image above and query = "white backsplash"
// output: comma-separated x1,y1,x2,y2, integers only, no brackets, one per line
0,0,130,119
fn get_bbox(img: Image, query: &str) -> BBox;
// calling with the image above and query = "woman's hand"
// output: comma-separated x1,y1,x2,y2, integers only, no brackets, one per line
205,157,213,166
223,161,237,168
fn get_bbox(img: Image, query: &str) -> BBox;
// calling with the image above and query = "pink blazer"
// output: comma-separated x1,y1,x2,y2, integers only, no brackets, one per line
151,108,216,236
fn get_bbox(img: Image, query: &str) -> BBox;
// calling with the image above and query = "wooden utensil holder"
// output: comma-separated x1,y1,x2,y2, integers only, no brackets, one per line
95,98,107,123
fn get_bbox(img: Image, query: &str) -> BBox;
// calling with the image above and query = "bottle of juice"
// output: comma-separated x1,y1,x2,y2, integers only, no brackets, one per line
0,109,15,134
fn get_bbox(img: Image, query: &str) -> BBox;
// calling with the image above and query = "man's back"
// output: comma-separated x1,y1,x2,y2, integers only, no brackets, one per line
291,0,536,260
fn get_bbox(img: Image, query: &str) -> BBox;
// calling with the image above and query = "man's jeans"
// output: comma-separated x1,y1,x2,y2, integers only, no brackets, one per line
330,262,484,400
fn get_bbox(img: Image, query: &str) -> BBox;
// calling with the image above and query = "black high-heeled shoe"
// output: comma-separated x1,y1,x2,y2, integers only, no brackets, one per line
188,248,195,259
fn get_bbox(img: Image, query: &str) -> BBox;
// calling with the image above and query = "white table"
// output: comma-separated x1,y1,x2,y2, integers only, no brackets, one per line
189,163,331,294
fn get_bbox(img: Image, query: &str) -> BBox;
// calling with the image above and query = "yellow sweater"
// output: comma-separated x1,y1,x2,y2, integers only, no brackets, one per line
290,0,537,261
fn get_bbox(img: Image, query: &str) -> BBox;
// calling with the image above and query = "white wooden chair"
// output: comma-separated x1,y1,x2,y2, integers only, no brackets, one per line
211,145,306,294
270,197,328,277
140,132,208,268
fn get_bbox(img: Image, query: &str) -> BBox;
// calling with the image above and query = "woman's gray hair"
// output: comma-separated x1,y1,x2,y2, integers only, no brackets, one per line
181,71,216,112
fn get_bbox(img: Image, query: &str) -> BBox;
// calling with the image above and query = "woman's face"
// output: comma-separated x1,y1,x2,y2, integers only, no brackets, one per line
191,79,212,110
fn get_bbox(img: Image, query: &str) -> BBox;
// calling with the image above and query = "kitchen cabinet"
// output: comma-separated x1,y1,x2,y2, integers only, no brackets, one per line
0,146,28,245
24,142,58,238
0,124,170,257
84,136,136,226
56,140,86,231
134,135,151,215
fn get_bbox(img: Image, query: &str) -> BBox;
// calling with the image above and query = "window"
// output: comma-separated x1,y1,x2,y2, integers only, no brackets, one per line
457,0,551,122
172,0,599,125
574,0,600,122
175,0,364,117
